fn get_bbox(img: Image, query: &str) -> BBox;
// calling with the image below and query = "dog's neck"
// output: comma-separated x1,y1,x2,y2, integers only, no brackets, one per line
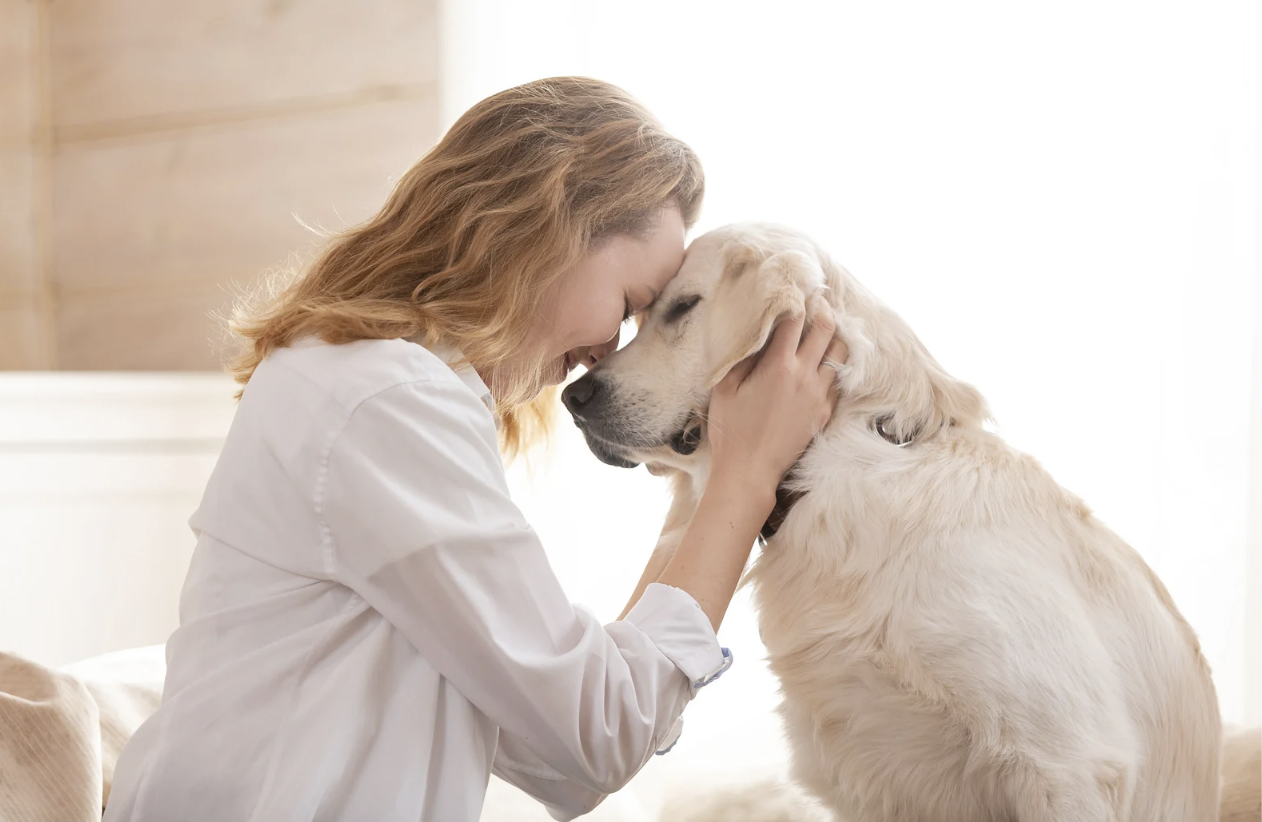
756,414,920,543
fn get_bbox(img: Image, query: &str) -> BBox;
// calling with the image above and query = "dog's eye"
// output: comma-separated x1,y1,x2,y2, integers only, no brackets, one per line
665,295,701,324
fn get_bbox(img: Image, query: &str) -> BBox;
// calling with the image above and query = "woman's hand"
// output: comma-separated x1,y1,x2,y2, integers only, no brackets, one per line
707,302,846,501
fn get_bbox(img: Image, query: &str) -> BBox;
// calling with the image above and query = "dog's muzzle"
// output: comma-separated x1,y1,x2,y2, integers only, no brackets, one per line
561,372,641,468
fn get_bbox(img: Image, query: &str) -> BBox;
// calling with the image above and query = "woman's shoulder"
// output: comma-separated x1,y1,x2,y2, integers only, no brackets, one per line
252,337,474,417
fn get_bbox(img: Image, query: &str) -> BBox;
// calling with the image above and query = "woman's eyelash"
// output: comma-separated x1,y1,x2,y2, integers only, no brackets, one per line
622,301,633,323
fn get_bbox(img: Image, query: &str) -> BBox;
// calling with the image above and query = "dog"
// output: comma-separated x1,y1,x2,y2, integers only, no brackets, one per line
562,223,1223,821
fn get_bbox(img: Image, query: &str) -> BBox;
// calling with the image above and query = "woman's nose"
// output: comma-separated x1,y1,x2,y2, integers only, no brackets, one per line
581,328,621,368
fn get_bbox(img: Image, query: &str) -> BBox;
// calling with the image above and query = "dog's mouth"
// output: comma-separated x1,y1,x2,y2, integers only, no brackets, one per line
583,433,641,469
572,412,705,468
569,420,644,469
668,416,704,456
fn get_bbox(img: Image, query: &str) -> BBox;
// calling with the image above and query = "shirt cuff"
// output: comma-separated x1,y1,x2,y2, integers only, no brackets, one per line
623,583,729,690
654,717,684,755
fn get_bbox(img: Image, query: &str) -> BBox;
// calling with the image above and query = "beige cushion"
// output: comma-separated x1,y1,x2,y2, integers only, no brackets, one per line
0,652,106,822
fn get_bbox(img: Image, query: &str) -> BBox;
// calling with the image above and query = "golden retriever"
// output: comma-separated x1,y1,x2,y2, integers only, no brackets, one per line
562,223,1223,821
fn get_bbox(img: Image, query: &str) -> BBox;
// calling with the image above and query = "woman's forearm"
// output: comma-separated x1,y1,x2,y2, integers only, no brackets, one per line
654,475,775,633
618,538,678,621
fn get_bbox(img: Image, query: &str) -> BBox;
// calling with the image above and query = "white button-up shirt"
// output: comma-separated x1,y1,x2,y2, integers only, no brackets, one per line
104,337,729,822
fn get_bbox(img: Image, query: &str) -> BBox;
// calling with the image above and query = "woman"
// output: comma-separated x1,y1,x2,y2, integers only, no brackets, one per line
105,77,842,822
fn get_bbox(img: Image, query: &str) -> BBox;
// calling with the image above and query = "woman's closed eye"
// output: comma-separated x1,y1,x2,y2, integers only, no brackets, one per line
624,287,664,325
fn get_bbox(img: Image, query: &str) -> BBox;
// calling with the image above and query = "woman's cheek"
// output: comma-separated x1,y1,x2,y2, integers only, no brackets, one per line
581,315,618,349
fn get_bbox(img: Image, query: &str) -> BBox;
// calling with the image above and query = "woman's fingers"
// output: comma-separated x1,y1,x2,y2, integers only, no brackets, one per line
766,311,806,362
721,351,758,388
723,304,843,392
798,305,837,367
821,337,848,374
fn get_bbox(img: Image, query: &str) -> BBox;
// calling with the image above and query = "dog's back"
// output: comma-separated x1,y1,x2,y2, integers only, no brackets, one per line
1079,515,1222,820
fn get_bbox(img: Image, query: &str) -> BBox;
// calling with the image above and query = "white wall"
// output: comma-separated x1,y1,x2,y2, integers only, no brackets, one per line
445,0,1262,749
0,374,236,666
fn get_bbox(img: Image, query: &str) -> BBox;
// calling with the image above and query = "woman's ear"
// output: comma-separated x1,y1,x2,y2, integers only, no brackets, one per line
704,249,822,385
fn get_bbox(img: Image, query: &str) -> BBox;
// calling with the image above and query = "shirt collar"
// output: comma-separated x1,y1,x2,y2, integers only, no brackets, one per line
411,338,497,419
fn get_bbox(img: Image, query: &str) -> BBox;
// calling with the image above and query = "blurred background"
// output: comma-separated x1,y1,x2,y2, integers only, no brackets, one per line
1,0,1259,807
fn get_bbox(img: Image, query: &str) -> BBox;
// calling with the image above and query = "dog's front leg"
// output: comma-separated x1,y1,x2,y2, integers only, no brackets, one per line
617,471,700,620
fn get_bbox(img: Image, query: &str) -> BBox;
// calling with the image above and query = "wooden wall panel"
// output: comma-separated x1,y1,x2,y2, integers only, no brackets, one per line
53,97,437,297
2,0,445,370
0,0,52,368
0,301,43,369
0,149,36,296
51,0,439,130
56,281,233,370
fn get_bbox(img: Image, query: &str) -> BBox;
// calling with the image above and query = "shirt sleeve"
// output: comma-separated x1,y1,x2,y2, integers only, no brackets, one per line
491,730,607,820
319,378,729,801
491,678,686,820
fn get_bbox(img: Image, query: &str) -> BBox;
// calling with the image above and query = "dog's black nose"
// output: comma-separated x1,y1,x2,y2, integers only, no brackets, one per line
562,373,602,418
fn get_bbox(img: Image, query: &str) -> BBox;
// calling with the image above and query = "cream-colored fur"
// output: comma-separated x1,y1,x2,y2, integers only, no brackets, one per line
1218,726,1261,822
578,224,1223,821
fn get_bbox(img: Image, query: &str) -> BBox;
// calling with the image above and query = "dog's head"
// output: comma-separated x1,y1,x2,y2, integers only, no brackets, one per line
561,223,987,472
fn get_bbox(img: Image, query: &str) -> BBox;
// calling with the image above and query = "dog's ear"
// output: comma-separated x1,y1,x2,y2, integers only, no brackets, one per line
705,248,823,385
833,281,990,439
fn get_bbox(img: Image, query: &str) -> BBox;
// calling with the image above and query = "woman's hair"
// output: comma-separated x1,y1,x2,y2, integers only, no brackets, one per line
226,77,704,458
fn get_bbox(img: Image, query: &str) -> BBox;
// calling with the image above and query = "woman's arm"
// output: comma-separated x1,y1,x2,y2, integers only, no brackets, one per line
492,734,608,819
654,474,774,633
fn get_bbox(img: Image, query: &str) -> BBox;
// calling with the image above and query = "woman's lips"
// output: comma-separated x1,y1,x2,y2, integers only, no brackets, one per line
544,352,573,386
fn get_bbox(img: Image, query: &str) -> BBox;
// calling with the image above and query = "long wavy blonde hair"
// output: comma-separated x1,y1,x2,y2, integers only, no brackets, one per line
227,77,704,458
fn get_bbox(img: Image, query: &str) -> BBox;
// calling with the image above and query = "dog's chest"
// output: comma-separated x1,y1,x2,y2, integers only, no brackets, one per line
747,486,899,671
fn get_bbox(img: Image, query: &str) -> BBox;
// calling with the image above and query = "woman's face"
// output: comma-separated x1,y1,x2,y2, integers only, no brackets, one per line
502,207,687,395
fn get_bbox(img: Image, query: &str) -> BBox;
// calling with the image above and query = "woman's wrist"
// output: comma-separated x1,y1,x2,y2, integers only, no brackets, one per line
701,467,777,525
705,463,779,518
657,477,770,632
